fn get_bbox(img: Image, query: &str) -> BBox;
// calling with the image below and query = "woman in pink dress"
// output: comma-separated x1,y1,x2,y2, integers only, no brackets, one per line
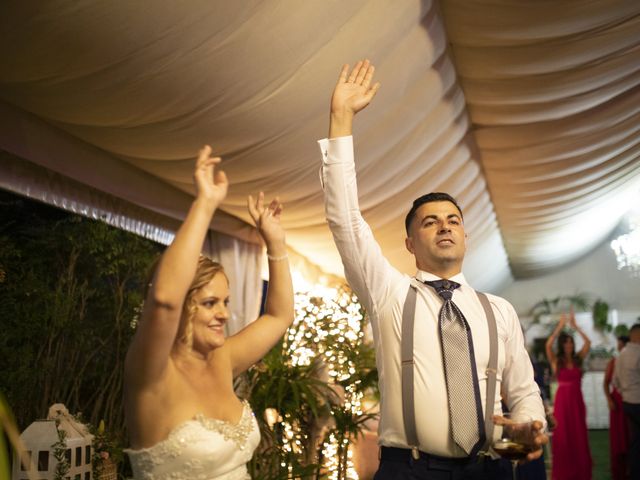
545,312,592,480
604,335,630,480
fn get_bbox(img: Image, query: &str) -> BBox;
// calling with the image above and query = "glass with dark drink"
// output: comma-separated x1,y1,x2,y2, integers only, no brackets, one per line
492,413,537,480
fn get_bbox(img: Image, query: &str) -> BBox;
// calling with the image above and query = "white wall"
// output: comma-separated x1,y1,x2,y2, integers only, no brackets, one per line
496,229,640,337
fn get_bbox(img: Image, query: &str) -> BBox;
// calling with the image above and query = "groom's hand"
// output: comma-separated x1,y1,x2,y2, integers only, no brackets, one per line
329,59,380,138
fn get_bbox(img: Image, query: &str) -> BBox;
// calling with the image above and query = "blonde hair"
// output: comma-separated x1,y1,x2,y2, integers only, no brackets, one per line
177,256,226,349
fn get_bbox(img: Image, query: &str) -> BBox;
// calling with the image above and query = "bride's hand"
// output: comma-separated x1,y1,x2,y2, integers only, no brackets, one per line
194,145,228,207
247,192,285,249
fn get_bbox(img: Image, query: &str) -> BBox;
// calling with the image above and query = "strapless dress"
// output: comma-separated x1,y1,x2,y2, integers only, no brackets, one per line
125,400,260,480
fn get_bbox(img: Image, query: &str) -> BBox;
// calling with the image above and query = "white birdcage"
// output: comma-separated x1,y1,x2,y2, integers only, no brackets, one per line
12,403,94,480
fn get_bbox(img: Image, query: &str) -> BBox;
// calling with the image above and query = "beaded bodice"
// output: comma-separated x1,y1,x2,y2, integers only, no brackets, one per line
126,400,260,480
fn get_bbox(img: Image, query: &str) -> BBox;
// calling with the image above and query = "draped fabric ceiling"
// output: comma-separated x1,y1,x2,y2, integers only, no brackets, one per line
1,0,640,294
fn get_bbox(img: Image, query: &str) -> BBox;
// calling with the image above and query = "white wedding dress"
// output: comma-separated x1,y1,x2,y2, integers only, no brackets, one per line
126,400,260,480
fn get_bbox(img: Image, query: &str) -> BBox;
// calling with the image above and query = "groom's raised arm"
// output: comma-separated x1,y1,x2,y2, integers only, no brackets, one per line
319,60,404,314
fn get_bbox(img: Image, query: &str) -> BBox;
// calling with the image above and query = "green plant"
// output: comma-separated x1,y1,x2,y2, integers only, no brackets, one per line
588,345,614,359
0,391,38,480
52,423,70,480
529,293,590,324
318,341,378,478
0,190,161,445
246,346,335,479
613,324,629,338
245,285,379,479
90,419,124,478
0,392,14,480
592,299,611,332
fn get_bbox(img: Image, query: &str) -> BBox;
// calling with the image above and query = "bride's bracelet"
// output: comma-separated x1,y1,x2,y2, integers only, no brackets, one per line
267,252,288,262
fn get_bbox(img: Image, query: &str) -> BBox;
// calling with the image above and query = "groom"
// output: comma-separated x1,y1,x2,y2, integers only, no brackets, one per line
318,60,547,479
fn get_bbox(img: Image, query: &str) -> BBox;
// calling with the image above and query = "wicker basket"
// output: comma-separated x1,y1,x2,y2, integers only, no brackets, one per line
96,458,118,480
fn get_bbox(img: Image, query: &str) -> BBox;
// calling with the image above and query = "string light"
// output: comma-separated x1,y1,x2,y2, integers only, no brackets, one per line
286,285,365,380
268,282,367,478
322,433,359,480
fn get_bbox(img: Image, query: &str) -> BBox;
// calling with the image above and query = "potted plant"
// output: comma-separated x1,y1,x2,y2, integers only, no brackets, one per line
592,299,611,332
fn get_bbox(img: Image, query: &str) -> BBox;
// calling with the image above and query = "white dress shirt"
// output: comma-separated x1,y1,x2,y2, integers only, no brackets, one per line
614,342,640,404
318,135,545,458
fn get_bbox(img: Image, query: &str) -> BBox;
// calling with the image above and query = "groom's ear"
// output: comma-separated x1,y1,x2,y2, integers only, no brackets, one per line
405,236,414,255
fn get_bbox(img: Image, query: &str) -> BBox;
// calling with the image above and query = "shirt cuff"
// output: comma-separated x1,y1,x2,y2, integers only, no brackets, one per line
317,135,354,165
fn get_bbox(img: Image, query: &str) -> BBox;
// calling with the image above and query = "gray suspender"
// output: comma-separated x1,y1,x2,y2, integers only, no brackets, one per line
401,283,498,456
477,290,498,453
401,285,419,449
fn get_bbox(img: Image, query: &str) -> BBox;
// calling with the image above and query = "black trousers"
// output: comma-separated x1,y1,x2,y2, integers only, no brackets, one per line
623,402,640,480
373,447,512,480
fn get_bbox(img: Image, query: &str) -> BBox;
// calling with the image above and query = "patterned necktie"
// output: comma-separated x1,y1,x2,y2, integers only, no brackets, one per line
425,279,485,456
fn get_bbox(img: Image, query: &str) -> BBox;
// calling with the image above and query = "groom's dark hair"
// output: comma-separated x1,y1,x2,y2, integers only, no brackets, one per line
404,192,463,234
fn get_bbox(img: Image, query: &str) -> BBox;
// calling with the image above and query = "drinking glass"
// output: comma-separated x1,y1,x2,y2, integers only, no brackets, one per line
492,412,536,480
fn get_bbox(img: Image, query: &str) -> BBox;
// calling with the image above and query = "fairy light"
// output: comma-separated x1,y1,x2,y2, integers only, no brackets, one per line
286,285,365,382
264,281,368,478
322,433,340,478
343,383,364,416
322,433,359,480
278,418,304,455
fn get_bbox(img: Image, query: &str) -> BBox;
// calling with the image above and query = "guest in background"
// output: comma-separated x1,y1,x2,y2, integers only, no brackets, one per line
614,323,640,480
545,310,592,480
604,334,630,480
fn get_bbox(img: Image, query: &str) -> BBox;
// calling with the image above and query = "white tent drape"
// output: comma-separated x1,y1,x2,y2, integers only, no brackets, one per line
1,0,639,292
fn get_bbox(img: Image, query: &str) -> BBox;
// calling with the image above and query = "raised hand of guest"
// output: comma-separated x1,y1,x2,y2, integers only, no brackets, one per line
559,313,568,328
567,306,577,329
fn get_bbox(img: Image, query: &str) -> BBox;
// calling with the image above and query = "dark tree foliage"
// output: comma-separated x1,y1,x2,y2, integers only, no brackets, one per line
0,190,162,443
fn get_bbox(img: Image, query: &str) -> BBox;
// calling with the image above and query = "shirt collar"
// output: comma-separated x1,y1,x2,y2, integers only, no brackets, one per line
415,270,468,286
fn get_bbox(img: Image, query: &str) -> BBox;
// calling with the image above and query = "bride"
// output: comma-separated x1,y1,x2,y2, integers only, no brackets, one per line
123,146,293,480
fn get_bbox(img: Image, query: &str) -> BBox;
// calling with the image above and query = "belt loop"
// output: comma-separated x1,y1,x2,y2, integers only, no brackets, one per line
411,446,420,461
